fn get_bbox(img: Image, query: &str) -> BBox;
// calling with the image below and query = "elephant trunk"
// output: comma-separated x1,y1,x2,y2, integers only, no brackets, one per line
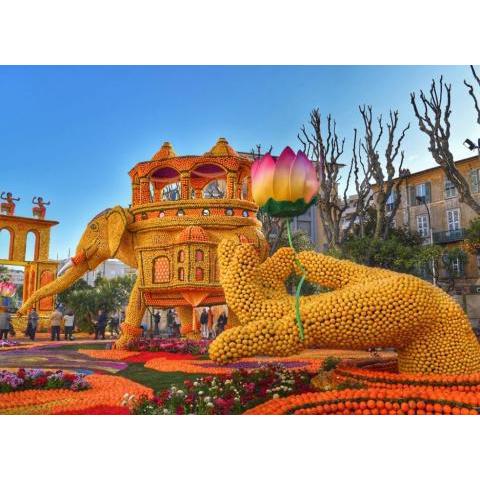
18,262,90,315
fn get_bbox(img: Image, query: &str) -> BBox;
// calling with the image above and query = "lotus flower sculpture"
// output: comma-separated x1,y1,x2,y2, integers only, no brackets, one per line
251,147,320,340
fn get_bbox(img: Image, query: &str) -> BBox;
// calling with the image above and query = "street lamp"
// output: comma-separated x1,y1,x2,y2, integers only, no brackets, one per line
463,138,480,152
416,195,436,286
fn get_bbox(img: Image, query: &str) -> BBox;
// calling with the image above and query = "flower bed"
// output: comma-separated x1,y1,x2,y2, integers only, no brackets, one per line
132,365,313,415
78,349,138,361
0,368,89,393
243,387,480,415
144,356,325,375
126,338,211,355
0,374,153,414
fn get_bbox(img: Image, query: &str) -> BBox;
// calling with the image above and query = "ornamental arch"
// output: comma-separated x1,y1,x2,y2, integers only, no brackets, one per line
0,213,58,328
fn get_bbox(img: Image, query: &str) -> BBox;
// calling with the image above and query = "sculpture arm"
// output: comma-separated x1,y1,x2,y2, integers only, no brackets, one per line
295,251,375,289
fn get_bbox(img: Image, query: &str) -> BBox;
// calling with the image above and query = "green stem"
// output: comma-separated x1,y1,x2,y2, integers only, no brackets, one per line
286,218,305,341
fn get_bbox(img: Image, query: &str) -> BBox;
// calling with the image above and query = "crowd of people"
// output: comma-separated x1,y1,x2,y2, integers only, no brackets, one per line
199,307,227,339
0,304,229,342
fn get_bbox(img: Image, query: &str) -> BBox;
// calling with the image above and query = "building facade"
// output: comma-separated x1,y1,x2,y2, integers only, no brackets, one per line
384,155,480,292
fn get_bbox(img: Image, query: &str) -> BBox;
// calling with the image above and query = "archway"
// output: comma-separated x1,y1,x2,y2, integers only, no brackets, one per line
0,227,13,260
25,231,39,261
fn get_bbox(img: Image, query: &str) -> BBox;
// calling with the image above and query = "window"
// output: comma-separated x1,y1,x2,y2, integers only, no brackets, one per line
195,249,204,262
470,169,480,193
416,183,426,200
195,267,204,281
177,250,185,263
410,183,431,205
451,257,462,276
444,179,457,199
477,254,480,269
203,179,226,199
178,267,185,281
161,183,181,201
153,257,170,283
386,191,396,212
416,214,429,238
447,209,460,231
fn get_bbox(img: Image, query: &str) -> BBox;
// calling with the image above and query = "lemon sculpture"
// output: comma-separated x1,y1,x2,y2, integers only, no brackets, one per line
209,237,480,375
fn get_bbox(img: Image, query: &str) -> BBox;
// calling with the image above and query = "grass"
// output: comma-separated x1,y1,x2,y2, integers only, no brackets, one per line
117,363,199,392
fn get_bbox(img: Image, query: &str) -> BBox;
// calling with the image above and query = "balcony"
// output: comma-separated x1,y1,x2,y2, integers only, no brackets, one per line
432,228,465,244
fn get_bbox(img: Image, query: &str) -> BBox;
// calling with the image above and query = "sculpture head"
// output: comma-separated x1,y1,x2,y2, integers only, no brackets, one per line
58,206,133,276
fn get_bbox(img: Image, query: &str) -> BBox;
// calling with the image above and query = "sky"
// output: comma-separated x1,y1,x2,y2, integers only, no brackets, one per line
0,65,479,260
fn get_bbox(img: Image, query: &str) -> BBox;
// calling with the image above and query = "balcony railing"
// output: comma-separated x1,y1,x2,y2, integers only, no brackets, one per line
432,228,465,244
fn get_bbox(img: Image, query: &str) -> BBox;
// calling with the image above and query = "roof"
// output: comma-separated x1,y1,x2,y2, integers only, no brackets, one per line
176,226,210,243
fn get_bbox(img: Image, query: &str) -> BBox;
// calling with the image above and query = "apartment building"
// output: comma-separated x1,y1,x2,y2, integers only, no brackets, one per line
386,155,480,292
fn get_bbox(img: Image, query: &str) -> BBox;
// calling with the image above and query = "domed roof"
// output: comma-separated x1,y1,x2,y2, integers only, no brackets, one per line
205,137,238,157
151,142,177,161
177,226,209,243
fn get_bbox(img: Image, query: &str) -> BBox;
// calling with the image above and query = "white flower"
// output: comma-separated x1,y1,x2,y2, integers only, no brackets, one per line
193,382,199,387
207,402,214,408
198,391,204,395
163,409,169,414
176,390,184,396
204,396,211,402
273,394,279,399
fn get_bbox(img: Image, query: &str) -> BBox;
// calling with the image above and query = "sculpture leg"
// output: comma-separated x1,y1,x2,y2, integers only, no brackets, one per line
115,278,146,349
177,305,193,336
398,312,480,374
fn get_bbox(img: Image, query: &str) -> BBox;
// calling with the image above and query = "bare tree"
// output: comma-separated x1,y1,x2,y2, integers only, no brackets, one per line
298,109,354,248
343,128,374,238
359,106,410,239
410,67,480,215
464,65,480,126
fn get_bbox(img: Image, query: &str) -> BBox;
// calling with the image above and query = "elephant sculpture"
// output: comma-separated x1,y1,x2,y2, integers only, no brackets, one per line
17,207,144,346
209,240,480,375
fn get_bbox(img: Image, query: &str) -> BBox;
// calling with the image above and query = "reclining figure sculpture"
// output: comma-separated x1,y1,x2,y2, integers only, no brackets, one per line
209,240,480,375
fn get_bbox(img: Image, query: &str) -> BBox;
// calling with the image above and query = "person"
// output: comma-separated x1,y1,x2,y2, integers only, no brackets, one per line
166,309,175,337
200,307,209,339
109,311,120,338
153,311,161,336
0,306,10,340
216,311,228,336
50,308,63,341
63,310,75,340
27,307,39,340
140,317,148,338
173,311,181,337
95,309,108,340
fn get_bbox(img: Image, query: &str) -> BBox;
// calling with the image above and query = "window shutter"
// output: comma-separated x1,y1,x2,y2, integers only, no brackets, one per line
425,182,432,203
470,170,479,193
409,186,417,206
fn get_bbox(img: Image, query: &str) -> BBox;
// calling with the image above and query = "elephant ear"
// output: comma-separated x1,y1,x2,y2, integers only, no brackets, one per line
106,207,133,256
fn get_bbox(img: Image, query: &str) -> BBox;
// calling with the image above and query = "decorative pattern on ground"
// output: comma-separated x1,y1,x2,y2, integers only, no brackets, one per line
0,374,153,414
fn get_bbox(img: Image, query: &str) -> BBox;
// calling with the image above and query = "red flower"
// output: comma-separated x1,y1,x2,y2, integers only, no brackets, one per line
176,406,185,415
33,377,47,387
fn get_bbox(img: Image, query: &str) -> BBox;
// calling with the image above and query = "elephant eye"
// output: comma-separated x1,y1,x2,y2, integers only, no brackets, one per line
90,223,98,231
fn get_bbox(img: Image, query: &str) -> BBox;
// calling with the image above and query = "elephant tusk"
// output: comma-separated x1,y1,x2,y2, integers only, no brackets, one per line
58,258,73,277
